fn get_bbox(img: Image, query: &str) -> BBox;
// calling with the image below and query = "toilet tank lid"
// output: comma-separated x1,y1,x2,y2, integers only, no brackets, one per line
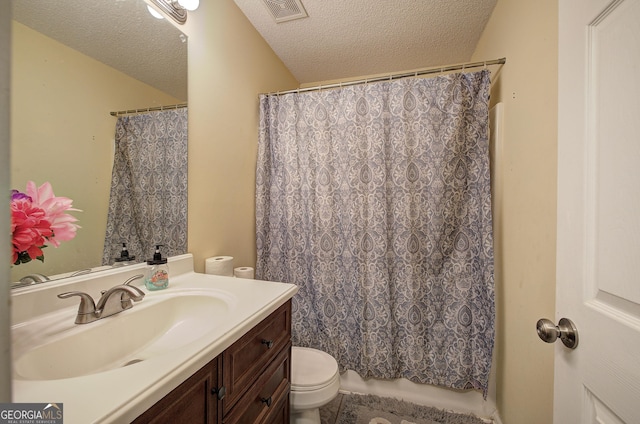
291,346,339,389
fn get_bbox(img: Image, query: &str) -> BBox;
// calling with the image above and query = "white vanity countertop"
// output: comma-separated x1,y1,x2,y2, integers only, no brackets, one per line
11,254,297,424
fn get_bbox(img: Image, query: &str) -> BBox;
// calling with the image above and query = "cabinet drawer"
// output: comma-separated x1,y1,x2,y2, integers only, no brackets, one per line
223,301,291,411
261,388,289,424
223,344,291,424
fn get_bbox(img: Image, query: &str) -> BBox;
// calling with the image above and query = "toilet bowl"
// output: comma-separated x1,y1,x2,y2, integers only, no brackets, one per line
290,346,340,424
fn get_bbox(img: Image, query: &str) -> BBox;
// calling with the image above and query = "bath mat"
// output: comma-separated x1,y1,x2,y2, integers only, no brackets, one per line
332,393,488,424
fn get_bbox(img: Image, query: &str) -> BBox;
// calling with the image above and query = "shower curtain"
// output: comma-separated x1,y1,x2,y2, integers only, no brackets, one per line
102,108,188,265
256,70,495,395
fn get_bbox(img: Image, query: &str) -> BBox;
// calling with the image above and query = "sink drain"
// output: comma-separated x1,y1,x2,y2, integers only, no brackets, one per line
122,359,144,367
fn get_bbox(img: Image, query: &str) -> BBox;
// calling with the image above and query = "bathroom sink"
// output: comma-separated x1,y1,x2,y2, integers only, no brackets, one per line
13,290,231,381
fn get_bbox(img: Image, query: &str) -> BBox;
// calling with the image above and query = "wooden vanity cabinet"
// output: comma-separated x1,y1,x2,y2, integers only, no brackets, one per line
132,356,221,424
222,343,291,424
132,300,292,424
221,300,291,420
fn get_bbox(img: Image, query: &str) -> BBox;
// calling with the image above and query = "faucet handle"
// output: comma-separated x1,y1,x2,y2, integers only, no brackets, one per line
101,275,145,296
123,274,145,297
58,291,97,316
124,274,144,286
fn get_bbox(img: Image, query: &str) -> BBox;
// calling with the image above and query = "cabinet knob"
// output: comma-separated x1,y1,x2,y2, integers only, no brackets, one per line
261,396,272,407
261,339,274,349
211,386,226,400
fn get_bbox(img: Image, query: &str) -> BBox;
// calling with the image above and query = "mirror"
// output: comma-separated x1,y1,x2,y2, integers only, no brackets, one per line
10,0,188,285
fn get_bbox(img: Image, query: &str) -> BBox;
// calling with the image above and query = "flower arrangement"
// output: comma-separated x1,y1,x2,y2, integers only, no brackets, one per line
10,181,81,265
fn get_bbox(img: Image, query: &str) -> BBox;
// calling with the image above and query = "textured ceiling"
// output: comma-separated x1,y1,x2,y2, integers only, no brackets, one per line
233,0,498,84
13,1,497,97
12,0,188,101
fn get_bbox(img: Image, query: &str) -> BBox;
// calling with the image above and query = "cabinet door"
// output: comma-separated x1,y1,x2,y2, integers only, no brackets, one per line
222,345,290,424
132,357,220,424
223,302,291,413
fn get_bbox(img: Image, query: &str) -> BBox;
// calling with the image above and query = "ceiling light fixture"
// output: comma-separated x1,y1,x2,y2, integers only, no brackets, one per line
147,4,165,19
175,0,200,11
147,0,200,24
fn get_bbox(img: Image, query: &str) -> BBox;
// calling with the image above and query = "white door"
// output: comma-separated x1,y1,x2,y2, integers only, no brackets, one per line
555,0,640,422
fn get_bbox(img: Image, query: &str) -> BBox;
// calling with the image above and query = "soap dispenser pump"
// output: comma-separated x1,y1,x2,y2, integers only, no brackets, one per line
145,245,169,291
113,242,135,267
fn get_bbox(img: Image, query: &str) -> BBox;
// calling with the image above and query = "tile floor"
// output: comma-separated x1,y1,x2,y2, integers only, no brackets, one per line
319,393,345,424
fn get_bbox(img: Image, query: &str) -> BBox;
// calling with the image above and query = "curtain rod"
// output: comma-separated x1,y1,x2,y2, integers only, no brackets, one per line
109,102,187,117
264,57,506,96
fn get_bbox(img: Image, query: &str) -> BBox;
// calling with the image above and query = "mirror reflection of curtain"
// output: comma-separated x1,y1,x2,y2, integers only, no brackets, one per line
256,71,494,396
102,108,187,265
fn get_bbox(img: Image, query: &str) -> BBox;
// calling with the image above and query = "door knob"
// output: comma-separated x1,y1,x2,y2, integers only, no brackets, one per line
536,317,578,349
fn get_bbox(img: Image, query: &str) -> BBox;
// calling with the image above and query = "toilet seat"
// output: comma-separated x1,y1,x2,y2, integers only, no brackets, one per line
290,346,340,423
291,346,339,391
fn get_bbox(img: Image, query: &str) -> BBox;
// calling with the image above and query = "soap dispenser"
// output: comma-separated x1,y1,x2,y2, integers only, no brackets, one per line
144,245,169,291
113,242,136,267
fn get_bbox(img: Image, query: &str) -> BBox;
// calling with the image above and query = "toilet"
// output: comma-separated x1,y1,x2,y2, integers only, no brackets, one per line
290,346,341,424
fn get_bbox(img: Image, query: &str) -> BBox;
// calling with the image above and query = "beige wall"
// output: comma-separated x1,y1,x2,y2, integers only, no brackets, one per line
179,0,298,272
10,22,181,280
471,0,558,423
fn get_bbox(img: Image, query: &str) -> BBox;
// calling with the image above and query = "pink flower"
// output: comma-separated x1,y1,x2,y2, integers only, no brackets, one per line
10,196,53,264
25,181,81,247
10,181,81,265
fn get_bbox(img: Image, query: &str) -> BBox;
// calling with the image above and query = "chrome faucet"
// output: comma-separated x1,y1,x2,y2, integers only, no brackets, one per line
13,273,50,288
57,274,145,324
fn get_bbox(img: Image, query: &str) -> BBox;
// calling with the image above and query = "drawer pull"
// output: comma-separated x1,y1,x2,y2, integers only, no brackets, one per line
261,396,272,407
261,339,274,349
211,386,226,400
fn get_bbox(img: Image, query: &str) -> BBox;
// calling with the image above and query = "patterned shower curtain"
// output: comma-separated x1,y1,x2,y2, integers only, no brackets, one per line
102,108,188,265
256,70,495,395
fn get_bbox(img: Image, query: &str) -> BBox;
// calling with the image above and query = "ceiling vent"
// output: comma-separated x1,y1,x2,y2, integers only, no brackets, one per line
262,0,308,23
